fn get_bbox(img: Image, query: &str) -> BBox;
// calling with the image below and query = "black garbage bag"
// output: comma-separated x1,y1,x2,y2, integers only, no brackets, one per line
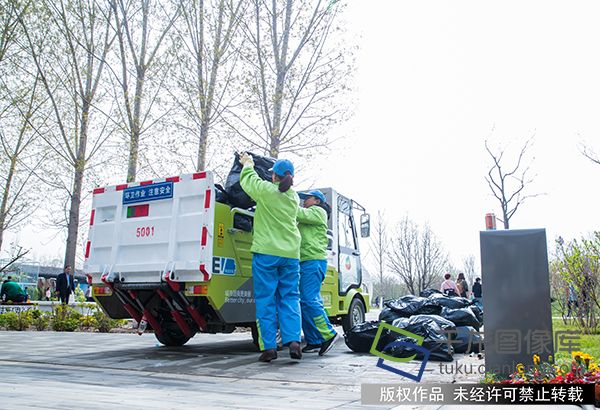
385,296,442,317
384,318,454,362
420,288,442,298
215,183,229,204
344,321,396,353
440,307,480,329
224,152,275,209
427,293,471,309
379,307,404,324
469,304,483,325
392,314,455,336
447,326,484,354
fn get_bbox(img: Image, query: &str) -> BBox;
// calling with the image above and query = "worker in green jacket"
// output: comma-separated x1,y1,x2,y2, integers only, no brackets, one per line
297,190,339,355
238,152,303,362
1,277,29,303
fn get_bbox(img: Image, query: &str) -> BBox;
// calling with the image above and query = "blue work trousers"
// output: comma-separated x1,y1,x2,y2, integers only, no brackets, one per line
299,260,336,345
253,253,301,350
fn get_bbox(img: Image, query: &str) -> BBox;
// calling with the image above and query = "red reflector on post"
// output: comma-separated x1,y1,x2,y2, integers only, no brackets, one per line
85,241,91,258
89,209,95,226
127,204,149,218
201,226,208,246
204,189,211,209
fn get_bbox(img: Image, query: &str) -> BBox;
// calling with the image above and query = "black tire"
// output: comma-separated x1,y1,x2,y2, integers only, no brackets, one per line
342,297,366,333
154,320,192,347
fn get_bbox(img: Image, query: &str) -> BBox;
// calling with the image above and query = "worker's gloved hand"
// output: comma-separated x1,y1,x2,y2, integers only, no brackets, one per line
239,152,254,167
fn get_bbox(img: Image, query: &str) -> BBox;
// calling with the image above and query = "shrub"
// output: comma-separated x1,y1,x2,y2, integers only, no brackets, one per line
51,304,82,332
33,313,50,331
79,315,98,329
74,286,86,303
4,310,32,331
0,313,6,328
93,309,121,333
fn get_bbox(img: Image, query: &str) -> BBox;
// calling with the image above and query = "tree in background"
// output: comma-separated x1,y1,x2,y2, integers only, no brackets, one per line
462,254,478,287
170,0,247,172
484,137,541,229
387,217,449,296
233,0,353,158
554,234,600,334
20,0,116,271
0,0,47,255
109,0,180,182
369,210,390,301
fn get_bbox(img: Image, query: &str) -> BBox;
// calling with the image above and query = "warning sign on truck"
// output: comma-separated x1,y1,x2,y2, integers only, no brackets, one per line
123,181,174,205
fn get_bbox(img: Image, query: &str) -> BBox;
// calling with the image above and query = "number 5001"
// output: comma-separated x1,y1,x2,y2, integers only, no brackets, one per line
136,226,155,237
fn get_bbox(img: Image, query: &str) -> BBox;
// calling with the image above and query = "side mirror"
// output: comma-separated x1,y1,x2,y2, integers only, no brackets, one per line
360,213,370,238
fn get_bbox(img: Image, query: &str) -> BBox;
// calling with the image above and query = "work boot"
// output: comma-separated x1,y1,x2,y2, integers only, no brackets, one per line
301,343,321,353
319,333,340,356
258,349,277,362
289,341,302,360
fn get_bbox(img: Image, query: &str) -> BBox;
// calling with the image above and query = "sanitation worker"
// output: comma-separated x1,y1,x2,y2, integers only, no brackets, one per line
297,190,340,356
239,152,302,362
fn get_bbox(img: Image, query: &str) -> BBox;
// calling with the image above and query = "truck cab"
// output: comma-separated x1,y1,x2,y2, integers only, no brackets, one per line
84,172,370,346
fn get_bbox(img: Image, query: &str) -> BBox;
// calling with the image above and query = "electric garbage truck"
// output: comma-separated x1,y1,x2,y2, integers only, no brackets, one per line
84,171,371,346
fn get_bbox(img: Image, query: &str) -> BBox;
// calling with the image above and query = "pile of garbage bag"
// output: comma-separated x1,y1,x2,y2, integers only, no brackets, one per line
346,291,484,361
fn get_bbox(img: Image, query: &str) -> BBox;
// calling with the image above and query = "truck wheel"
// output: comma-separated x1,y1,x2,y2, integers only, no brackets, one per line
155,321,192,347
342,297,366,333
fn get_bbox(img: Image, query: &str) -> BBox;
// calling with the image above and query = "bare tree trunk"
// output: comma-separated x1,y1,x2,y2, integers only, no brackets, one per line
126,71,145,182
0,157,16,252
63,100,89,269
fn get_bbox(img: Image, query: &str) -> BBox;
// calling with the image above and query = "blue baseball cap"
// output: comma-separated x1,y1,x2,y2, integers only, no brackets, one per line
299,189,326,204
270,159,294,177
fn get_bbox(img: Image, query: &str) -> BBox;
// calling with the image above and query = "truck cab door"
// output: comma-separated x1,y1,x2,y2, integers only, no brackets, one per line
337,195,361,295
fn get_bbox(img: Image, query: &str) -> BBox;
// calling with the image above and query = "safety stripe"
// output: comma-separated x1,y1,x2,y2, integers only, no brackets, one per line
314,315,335,341
89,209,95,226
256,320,265,351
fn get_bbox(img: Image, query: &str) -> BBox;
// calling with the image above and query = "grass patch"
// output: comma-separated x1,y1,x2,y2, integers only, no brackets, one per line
552,319,600,366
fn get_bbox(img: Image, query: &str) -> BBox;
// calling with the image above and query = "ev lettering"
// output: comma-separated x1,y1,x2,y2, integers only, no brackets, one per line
212,257,236,275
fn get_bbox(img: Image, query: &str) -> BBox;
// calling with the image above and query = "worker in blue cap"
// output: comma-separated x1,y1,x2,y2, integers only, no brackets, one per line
238,152,303,362
297,189,339,355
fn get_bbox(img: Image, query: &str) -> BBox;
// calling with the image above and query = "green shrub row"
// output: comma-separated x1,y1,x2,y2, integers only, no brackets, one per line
0,304,125,332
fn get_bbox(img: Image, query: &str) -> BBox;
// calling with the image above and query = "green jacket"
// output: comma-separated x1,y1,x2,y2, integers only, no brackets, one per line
240,165,301,259
297,205,328,262
1,281,27,300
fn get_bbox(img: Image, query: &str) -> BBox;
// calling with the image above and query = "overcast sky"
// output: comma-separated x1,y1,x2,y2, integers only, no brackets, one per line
7,0,600,272
312,0,600,271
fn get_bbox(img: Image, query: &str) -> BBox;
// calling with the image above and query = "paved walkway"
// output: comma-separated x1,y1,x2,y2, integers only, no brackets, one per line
0,328,485,409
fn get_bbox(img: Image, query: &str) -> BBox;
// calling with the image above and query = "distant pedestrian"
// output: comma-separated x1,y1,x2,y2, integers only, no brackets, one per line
456,273,469,298
440,273,460,297
472,277,483,308
56,265,75,305
567,284,578,317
